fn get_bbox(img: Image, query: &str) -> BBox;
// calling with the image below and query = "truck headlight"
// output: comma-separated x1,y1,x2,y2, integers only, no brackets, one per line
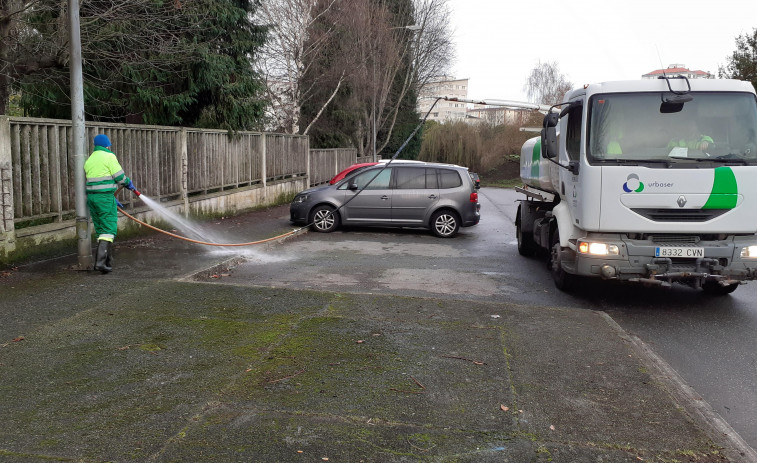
740,246,757,258
578,241,619,256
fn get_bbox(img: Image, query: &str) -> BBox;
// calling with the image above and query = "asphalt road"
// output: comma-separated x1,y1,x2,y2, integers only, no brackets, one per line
215,187,757,452
483,188,757,452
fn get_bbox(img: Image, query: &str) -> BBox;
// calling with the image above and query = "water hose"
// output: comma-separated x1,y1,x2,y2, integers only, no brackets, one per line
115,97,443,247
117,206,305,246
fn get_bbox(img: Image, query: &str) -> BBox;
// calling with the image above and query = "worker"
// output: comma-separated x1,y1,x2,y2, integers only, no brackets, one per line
667,119,713,151
599,109,624,157
84,134,138,273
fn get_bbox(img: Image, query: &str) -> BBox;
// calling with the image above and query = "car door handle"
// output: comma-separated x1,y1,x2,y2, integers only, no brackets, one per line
381,195,389,200
428,194,437,199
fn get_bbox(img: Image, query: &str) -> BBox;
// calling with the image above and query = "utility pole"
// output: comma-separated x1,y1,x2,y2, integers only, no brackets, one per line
69,0,92,270
372,64,376,162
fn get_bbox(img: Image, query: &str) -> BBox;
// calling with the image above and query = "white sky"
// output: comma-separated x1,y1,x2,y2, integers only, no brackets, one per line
447,0,757,102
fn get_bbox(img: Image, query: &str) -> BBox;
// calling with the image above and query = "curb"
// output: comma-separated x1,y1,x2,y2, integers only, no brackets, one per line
600,311,757,463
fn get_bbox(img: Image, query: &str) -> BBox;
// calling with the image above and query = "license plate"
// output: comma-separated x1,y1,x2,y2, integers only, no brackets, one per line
655,246,704,258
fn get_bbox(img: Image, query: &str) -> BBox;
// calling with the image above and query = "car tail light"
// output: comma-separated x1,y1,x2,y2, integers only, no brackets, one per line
470,192,478,202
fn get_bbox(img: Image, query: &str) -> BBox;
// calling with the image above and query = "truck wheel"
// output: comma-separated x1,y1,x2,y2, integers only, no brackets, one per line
702,281,739,296
516,204,537,257
550,230,575,291
310,205,340,233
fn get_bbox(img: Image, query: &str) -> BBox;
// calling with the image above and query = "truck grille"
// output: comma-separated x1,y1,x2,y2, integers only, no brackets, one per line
631,208,729,222
649,235,700,243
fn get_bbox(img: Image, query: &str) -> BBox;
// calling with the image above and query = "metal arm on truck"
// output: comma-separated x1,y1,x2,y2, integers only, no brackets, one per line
439,96,555,114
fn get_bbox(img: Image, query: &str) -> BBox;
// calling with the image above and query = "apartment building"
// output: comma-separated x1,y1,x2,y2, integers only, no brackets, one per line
642,64,714,79
417,76,469,122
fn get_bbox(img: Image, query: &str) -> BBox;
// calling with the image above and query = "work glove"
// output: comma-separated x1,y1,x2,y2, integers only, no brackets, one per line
126,180,137,192
116,198,124,209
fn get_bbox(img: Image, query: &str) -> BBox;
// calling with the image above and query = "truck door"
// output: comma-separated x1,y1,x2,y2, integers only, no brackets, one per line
562,101,583,225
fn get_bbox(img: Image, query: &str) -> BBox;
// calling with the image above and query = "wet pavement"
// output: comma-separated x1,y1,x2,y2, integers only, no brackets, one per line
0,202,751,462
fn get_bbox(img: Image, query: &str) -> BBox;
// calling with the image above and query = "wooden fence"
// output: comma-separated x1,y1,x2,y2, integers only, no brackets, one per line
0,117,312,229
308,150,381,186
309,148,357,186
0,116,360,262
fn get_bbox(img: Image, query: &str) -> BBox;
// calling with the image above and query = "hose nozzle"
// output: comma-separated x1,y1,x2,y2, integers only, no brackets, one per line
133,189,141,197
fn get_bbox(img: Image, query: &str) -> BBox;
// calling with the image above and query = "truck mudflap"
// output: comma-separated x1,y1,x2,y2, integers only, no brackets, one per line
567,235,757,289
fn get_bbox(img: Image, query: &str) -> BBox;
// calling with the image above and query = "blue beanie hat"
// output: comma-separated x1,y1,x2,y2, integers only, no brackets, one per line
94,134,111,148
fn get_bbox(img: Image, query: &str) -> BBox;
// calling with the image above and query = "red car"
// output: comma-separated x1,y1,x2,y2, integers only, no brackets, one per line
329,162,378,185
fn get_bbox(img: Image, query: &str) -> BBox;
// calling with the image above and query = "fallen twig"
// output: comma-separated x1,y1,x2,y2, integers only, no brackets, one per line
389,388,425,394
442,355,486,365
390,375,427,394
267,368,305,384
407,436,436,452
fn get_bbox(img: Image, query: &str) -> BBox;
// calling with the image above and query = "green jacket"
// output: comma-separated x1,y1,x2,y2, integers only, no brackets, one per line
668,134,714,150
84,146,131,194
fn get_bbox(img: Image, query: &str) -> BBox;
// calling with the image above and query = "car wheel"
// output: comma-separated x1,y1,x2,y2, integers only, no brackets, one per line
550,230,576,291
516,204,537,257
702,280,739,295
310,205,339,233
430,210,460,238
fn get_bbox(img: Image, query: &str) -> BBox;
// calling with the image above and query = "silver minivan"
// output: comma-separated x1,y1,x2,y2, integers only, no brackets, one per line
290,162,480,237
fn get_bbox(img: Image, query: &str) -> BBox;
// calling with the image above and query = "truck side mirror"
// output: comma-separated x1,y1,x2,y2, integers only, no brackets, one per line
541,112,559,159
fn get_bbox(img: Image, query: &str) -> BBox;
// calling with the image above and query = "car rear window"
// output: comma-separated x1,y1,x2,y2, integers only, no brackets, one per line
438,169,462,189
426,169,439,189
394,167,443,189
395,167,427,189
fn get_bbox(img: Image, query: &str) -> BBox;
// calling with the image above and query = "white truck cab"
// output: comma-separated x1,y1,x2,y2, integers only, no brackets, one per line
516,77,757,294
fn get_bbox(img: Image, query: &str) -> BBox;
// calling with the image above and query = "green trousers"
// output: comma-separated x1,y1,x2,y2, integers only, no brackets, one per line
87,193,118,242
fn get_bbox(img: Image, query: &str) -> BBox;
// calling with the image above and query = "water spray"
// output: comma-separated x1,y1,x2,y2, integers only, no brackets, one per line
117,205,300,246
117,97,444,247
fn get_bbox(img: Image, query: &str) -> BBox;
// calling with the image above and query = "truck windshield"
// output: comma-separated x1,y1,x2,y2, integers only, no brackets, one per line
587,92,757,165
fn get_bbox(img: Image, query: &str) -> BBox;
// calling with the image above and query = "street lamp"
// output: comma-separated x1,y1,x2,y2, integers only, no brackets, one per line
372,24,421,162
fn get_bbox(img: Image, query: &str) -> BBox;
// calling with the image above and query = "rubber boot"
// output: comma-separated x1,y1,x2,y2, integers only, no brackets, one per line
94,240,112,274
104,241,113,271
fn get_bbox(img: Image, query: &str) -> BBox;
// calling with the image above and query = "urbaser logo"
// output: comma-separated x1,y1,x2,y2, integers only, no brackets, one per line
622,174,644,193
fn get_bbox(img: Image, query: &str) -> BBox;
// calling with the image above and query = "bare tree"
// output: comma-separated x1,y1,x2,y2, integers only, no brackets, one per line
255,0,346,134
411,0,454,89
524,60,573,106
344,0,454,156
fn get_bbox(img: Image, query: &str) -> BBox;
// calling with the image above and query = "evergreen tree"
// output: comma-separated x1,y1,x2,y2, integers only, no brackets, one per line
719,28,757,90
17,0,267,131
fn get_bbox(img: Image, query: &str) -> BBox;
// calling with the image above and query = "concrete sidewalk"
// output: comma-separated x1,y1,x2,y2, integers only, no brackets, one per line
0,205,746,462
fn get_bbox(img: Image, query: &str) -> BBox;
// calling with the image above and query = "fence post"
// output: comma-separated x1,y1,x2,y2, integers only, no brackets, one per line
306,136,311,182
260,133,267,188
0,116,16,258
179,128,189,217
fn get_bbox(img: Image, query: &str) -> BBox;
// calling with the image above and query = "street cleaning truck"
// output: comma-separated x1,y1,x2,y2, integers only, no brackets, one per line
515,76,757,294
